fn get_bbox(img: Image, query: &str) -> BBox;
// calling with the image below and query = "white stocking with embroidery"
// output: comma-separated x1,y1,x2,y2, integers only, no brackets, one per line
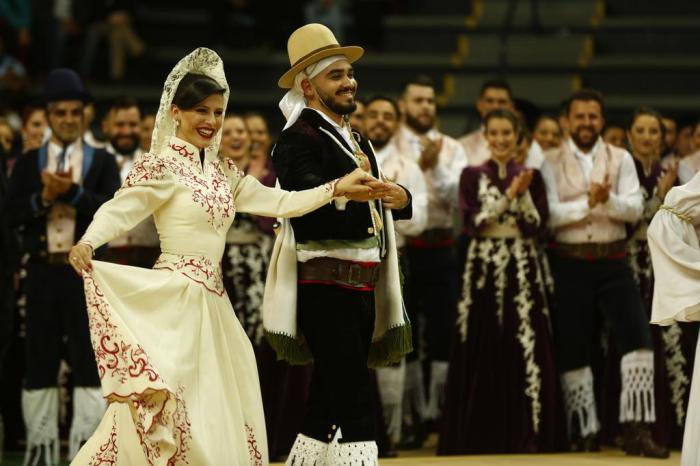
22,388,59,466
285,434,329,465
325,429,378,466
619,350,656,423
69,387,108,459
561,366,600,438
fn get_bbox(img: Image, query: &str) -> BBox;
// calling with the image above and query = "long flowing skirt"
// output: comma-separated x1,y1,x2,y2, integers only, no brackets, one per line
71,257,267,465
438,237,563,454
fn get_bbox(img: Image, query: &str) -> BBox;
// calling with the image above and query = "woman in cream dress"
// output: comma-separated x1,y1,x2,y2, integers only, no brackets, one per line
67,48,381,465
648,170,700,466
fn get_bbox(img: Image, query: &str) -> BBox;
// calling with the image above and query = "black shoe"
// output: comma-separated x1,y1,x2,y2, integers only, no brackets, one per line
621,422,670,459
570,434,600,452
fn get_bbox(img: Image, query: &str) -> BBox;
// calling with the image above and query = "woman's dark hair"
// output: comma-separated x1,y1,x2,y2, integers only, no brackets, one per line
483,108,521,135
172,73,226,110
628,106,665,139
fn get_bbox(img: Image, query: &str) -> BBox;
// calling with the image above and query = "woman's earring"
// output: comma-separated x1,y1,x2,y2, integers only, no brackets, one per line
175,120,181,127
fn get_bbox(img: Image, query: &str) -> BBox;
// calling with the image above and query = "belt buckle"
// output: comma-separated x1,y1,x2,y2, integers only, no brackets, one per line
347,263,364,286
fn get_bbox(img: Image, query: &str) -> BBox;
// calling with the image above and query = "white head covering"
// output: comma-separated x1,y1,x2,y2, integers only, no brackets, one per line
151,47,229,158
278,54,347,131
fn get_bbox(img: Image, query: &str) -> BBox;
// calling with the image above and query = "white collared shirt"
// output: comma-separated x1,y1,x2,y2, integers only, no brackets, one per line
541,137,642,230
46,139,84,252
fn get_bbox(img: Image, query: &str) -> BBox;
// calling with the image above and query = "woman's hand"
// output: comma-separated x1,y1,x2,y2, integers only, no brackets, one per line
657,162,678,200
69,243,93,275
506,169,534,200
334,168,390,202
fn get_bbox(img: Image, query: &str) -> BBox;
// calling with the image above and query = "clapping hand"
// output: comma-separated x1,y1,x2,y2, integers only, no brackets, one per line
506,169,534,200
41,169,74,203
657,161,678,200
418,136,442,171
588,175,611,208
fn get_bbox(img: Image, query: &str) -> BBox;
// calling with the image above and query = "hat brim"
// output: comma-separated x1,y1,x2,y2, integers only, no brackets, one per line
278,45,364,89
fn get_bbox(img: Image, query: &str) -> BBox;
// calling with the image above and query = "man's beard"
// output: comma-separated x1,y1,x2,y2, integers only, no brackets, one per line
318,88,357,116
405,112,434,134
570,126,599,152
110,134,140,155
367,125,392,150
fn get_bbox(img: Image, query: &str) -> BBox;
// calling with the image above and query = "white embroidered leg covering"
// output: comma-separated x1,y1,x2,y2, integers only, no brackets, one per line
22,388,59,466
376,361,405,443
326,429,378,466
285,434,329,465
402,360,427,423
619,350,656,423
561,367,599,438
425,361,448,421
69,387,108,459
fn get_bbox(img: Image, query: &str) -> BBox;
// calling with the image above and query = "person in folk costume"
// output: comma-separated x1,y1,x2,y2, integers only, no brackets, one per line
540,89,669,457
647,160,700,466
438,109,561,454
616,107,695,448
65,47,376,465
363,95,428,450
3,68,120,465
263,24,413,464
102,96,160,268
458,79,515,167
390,75,466,445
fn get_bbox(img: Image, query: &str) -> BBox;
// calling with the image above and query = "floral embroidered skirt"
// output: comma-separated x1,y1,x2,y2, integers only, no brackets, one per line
438,237,563,454
599,240,698,448
71,256,267,465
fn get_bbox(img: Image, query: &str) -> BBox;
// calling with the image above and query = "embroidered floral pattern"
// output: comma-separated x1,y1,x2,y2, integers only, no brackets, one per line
457,237,545,432
662,323,690,427
84,273,192,465
224,234,272,345
121,149,234,231
88,411,118,466
154,253,224,296
245,424,263,466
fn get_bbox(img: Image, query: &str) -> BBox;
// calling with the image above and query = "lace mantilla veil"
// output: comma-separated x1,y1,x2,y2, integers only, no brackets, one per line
150,47,230,158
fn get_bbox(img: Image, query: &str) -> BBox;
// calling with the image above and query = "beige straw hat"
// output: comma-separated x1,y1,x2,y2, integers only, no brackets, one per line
278,23,364,89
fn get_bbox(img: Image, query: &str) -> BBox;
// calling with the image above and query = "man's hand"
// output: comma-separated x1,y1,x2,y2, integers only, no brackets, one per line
589,177,611,208
380,182,409,209
335,168,389,201
418,136,442,171
50,169,74,195
41,170,59,203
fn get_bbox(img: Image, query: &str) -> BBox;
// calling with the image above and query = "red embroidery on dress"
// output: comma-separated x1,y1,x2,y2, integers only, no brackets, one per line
84,274,192,465
153,254,224,296
121,150,234,231
245,423,263,466
88,411,118,466
169,143,195,161
223,156,246,179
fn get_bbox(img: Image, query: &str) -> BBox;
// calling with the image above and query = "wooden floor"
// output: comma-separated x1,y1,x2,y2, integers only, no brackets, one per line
273,449,681,465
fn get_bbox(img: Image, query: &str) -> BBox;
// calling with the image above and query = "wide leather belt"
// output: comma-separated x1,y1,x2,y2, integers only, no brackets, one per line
298,257,380,288
552,240,627,260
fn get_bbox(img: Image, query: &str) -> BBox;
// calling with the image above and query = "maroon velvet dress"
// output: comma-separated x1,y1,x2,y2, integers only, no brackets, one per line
600,157,698,448
438,159,563,454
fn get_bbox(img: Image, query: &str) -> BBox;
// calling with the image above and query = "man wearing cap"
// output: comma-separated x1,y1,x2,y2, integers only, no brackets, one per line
263,23,413,464
3,68,120,464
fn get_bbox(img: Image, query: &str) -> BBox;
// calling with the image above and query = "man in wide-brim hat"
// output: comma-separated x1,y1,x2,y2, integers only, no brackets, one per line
4,68,121,464
262,23,414,464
